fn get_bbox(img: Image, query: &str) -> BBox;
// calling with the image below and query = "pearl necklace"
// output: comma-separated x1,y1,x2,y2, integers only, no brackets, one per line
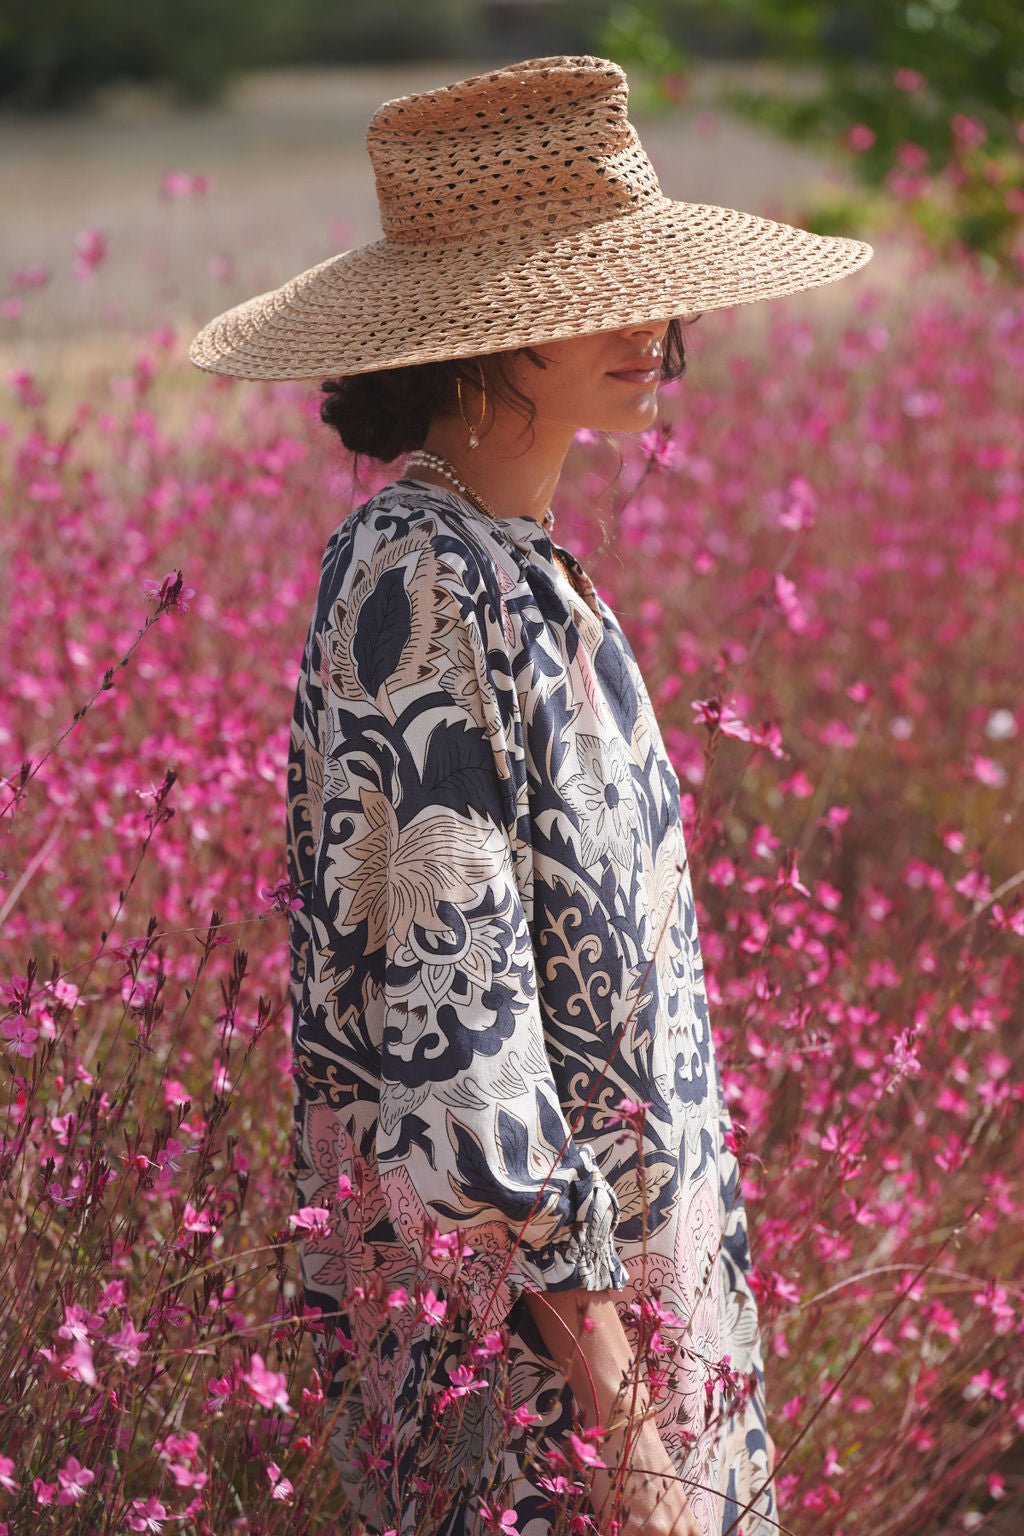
403,449,556,535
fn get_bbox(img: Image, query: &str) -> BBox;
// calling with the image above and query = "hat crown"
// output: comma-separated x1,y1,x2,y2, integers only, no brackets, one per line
366,55,664,244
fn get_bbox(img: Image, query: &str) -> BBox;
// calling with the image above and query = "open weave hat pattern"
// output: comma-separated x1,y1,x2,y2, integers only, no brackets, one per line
189,55,874,381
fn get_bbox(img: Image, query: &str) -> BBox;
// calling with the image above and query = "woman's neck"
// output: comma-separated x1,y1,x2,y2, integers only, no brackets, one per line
415,413,575,525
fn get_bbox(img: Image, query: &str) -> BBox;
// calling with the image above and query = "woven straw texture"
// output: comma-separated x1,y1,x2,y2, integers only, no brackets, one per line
189,55,874,381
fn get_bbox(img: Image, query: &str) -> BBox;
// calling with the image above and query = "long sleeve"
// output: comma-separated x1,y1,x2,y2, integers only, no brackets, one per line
318,528,627,1327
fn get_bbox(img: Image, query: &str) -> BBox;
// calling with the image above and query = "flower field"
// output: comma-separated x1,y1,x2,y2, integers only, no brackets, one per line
1,216,1022,1534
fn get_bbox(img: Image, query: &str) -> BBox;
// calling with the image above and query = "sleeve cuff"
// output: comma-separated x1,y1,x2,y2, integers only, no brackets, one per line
509,1150,628,1301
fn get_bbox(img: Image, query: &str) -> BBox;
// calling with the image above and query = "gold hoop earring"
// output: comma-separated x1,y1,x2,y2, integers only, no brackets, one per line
457,365,487,449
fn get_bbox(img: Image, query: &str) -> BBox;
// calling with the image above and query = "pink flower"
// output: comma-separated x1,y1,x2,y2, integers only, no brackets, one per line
266,1463,294,1502
243,1352,293,1413
126,1496,168,1531
182,1201,217,1235
106,1318,149,1365
57,1303,95,1342
964,1368,1006,1402
33,1478,57,1506
418,1287,447,1326
472,1329,505,1360
846,123,876,153
205,1368,238,1411
895,141,929,172
567,1431,608,1470
951,114,987,149
639,425,677,470
73,228,108,282
446,1363,488,1398
144,571,197,615
607,1095,653,1131
65,1337,97,1386
429,1229,474,1261
893,67,924,93
0,1457,16,1494
289,1204,332,1237
774,474,817,531
969,753,1006,787
773,573,811,635
8,370,45,408
12,264,50,289
160,170,213,199
261,876,304,913
2,1017,38,1057
56,1456,95,1505
480,1502,519,1532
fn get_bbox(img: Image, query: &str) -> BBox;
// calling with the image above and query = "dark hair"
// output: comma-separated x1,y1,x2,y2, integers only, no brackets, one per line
319,316,696,470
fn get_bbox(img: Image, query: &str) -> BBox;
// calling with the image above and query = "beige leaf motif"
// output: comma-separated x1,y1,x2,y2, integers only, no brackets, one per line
612,1157,677,1230
338,786,509,953
323,526,452,716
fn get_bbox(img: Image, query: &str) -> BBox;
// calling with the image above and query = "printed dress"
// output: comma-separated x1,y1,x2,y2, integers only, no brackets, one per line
285,478,777,1536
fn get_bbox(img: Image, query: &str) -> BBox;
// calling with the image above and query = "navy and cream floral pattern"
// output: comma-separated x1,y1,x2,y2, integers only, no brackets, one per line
286,479,777,1536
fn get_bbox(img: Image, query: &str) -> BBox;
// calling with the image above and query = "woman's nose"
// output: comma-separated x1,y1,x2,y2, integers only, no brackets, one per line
622,320,666,349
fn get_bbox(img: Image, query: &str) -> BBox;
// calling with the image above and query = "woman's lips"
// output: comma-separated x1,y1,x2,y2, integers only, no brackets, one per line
608,366,661,383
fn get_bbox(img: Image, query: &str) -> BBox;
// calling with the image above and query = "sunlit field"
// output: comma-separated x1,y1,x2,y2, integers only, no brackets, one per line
1,68,1022,1536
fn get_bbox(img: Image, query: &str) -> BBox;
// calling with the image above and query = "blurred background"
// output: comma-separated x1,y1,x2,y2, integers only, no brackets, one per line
2,0,1021,361
1,7,1022,1534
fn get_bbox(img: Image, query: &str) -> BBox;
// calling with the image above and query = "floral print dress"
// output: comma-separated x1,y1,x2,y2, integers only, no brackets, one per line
286,479,777,1536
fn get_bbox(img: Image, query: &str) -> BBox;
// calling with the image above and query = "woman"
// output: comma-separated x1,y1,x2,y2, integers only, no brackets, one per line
190,55,872,1536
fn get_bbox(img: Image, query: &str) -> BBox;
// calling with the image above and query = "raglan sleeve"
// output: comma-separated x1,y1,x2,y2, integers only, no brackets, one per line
318,530,627,1326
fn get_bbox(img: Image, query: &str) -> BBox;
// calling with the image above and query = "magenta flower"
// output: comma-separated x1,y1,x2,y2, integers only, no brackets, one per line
11,263,50,289
567,1431,607,1470
160,170,213,199
970,752,1007,787
106,1318,149,1365
267,1462,294,1501
143,570,196,615
847,123,876,153
205,1369,238,1412
243,1352,293,1413
446,1363,488,1398
479,1501,519,1532
288,1204,332,1237
7,370,45,408
260,876,304,913
773,573,811,635
472,1329,505,1361
418,1287,446,1325
951,114,988,149
2,1017,38,1057
893,66,924,92
607,1095,653,1132
125,1496,168,1531
73,228,108,283
182,1201,217,1235
0,1457,16,1494
429,1228,474,1260
56,1456,95,1505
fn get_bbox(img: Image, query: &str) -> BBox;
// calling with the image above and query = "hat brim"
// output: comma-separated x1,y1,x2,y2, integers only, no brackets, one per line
188,195,873,381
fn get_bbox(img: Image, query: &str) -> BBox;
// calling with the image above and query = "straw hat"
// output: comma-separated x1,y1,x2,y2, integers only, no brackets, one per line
188,54,873,382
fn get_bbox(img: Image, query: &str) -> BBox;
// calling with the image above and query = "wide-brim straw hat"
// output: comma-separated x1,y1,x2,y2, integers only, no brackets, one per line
188,54,874,382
